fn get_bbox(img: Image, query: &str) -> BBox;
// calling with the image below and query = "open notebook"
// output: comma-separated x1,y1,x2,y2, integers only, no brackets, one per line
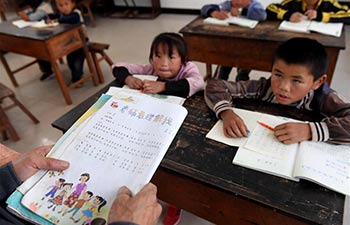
206,107,350,195
6,88,187,225
278,20,343,37
203,16,259,28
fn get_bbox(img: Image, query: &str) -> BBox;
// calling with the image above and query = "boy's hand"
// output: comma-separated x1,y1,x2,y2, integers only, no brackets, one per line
220,110,249,138
108,183,162,225
230,7,240,17
289,12,307,22
274,122,311,144
142,81,165,94
12,146,69,182
18,11,29,21
211,10,230,20
125,76,144,89
304,10,317,20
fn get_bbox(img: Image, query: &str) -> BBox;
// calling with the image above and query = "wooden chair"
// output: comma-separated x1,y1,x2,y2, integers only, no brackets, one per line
0,143,21,166
0,83,39,142
77,0,96,27
88,42,113,83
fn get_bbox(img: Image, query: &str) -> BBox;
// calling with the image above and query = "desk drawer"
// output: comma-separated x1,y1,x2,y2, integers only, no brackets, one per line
47,28,84,59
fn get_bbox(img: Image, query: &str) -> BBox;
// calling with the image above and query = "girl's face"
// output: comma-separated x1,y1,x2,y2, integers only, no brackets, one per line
152,44,182,79
56,0,75,15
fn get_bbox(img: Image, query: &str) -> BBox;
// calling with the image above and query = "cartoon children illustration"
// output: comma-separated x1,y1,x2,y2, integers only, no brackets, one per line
42,178,65,201
59,173,90,213
63,191,93,218
47,183,73,211
73,195,107,224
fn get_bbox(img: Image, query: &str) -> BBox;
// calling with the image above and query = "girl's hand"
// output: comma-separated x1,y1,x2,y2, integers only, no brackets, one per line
290,12,306,22
304,10,317,20
18,11,29,21
220,110,249,138
125,76,143,89
211,10,230,20
142,81,165,94
274,122,311,144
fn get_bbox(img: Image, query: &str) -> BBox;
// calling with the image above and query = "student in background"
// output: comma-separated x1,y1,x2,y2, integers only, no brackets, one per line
266,0,350,24
42,0,87,84
17,0,55,81
0,144,162,225
112,32,205,98
205,37,350,144
201,0,267,81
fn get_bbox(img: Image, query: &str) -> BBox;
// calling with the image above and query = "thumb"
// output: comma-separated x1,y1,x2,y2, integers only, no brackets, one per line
39,157,70,171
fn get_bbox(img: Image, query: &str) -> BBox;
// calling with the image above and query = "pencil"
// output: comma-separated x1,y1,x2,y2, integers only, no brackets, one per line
139,88,143,93
258,121,274,131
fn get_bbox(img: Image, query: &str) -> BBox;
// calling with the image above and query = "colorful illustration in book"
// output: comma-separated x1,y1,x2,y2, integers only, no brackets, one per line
72,195,107,224
59,173,90,214
42,178,65,201
110,101,119,108
29,202,42,212
64,191,93,218
47,183,73,211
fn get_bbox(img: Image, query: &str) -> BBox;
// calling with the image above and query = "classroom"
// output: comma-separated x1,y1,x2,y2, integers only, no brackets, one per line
0,0,349,224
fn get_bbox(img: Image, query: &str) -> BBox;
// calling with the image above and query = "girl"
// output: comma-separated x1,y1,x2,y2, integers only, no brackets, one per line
112,32,205,98
47,183,73,211
73,195,107,224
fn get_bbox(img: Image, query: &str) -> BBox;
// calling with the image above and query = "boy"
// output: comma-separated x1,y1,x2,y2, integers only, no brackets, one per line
201,0,267,81
205,37,350,144
266,0,350,24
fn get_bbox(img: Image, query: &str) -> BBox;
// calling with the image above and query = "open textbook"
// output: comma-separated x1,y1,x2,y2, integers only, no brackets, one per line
6,88,187,225
12,19,59,29
278,20,343,37
203,16,259,28
206,107,350,195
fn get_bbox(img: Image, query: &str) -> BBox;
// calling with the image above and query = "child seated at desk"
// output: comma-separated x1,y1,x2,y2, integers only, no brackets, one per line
201,0,267,82
41,0,87,85
205,37,350,144
112,32,205,98
112,32,204,225
266,0,350,24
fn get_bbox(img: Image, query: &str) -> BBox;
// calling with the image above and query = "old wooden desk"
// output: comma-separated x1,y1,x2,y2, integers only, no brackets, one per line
180,17,346,84
52,81,345,225
0,20,98,105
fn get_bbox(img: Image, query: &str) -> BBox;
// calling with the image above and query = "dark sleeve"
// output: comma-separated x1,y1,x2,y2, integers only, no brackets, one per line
109,222,138,225
266,1,297,21
58,12,81,24
112,66,132,85
201,4,220,17
0,163,21,202
47,13,60,20
163,79,190,98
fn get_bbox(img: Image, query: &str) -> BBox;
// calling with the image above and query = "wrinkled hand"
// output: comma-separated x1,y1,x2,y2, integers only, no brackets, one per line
108,183,162,225
274,122,311,144
290,12,307,22
220,110,249,138
304,10,317,20
12,146,69,182
142,80,165,94
125,76,144,89
211,10,230,20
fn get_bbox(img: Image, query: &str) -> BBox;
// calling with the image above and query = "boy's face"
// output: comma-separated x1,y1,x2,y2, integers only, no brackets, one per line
56,0,75,15
152,44,182,80
271,59,325,105
231,0,251,8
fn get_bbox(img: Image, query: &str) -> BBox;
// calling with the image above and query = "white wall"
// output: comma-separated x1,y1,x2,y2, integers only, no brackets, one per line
113,0,278,10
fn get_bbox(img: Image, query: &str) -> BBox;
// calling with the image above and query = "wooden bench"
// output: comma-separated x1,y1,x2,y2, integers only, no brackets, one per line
88,42,113,83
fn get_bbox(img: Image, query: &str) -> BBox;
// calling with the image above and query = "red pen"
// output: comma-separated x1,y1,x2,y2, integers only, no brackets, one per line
258,121,274,131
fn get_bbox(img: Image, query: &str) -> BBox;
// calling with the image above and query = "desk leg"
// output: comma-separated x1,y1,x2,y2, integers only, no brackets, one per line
0,51,18,87
204,63,212,81
83,45,99,86
51,60,72,105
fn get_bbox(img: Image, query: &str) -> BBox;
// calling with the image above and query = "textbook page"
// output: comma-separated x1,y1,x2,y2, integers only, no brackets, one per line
228,16,259,28
20,92,187,225
293,141,350,195
278,20,311,33
12,20,36,28
206,108,261,147
308,21,343,37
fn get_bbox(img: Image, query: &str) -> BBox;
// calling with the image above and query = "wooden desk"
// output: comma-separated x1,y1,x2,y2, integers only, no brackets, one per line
0,21,98,105
179,17,346,84
52,81,345,225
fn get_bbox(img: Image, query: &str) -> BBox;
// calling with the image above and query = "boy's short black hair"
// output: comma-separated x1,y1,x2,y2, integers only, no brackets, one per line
273,37,329,80
149,32,188,65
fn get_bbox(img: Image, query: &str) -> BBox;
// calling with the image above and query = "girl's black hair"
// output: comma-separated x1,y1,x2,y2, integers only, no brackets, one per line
80,173,90,182
95,196,107,213
273,37,329,80
149,32,188,65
